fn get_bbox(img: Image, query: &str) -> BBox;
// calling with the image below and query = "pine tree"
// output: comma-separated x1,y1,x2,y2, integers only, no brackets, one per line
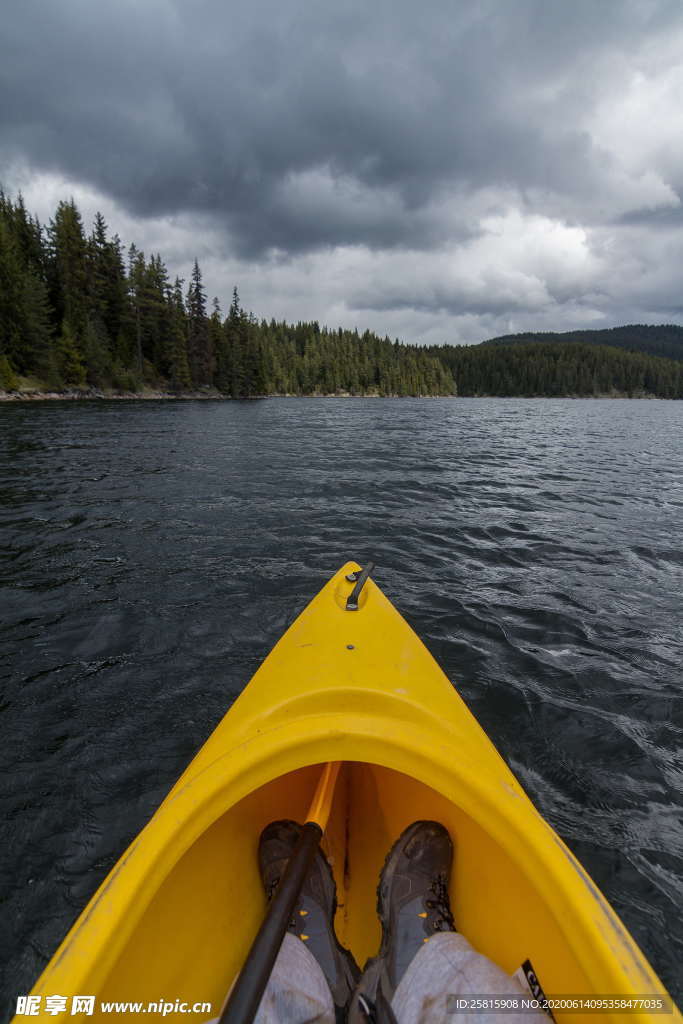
186,259,211,387
224,286,247,397
169,278,192,390
107,234,131,368
0,213,25,372
48,200,89,345
88,212,110,327
22,270,58,384
242,313,267,396
127,244,145,379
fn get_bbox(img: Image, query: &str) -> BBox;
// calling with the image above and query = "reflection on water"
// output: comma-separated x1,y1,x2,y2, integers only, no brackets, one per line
1,397,681,1013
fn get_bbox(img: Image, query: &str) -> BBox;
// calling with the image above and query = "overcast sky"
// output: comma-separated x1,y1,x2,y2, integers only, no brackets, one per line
2,0,682,344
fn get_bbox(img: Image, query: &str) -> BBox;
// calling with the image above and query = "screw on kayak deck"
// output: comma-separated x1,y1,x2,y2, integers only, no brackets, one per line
345,562,375,610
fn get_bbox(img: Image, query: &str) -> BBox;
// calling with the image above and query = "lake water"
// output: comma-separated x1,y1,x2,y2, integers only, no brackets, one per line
1,397,682,1014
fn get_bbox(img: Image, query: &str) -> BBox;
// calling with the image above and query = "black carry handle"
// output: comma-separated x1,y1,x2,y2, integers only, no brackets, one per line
346,562,375,610
219,822,323,1024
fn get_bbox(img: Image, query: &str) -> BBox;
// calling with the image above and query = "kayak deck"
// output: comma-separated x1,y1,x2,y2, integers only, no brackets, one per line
26,564,677,1021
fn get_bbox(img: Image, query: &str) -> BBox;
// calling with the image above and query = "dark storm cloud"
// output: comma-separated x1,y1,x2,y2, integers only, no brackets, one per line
2,0,682,338
1,0,679,256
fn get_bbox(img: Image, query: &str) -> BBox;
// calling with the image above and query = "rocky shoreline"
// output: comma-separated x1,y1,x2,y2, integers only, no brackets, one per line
0,387,229,402
0,387,666,402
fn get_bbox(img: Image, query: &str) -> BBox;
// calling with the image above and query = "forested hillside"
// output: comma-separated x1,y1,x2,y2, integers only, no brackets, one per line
482,325,683,362
0,191,454,397
430,341,683,398
1,188,682,399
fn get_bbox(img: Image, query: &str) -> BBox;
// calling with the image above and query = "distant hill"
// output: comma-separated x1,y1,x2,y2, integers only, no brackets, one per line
429,341,683,398
480,325,683,362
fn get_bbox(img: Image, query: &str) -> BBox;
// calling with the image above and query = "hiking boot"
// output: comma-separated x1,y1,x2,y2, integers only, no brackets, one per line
349,821,456,1021
258,820,360,1019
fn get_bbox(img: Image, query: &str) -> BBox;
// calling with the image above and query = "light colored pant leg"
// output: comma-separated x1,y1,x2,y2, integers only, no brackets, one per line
208,933,335,1024
391,932,545,1024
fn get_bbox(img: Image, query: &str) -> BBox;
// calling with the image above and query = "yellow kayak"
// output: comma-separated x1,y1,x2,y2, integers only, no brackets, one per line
23,564,678,1021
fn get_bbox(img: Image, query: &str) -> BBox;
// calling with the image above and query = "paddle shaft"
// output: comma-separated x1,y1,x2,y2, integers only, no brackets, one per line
219,762,341,1023
219,821,323,1024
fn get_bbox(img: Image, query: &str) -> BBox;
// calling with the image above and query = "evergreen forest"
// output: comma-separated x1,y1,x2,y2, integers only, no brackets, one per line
430,341,683,399
1,189,681,399
482,325,683,363
0,191,453,398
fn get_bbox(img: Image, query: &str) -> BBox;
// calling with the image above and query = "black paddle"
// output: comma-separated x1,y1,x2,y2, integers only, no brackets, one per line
219,763,341,1024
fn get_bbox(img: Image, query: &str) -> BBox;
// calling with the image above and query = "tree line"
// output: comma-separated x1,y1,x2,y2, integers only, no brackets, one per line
0,191,454,397
429,340,683,398
1,188,681,399
482,325,683,363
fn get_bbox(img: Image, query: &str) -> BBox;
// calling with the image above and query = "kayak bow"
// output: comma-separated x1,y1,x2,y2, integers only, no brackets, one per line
23,564,679,1021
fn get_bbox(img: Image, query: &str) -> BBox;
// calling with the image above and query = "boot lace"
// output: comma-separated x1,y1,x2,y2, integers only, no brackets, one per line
266,876,299,931
425,873,455,931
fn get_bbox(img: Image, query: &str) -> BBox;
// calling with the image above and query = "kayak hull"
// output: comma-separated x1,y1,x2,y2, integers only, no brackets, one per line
23,564,678,1021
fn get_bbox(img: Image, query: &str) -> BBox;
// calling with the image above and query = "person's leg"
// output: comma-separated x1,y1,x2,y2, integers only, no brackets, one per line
391,931,542,1024
212,820,359,1022
253,932,335,1024
258,820,359,1018
349,820,457,1020
208,933,334,1024
348,821,544,1024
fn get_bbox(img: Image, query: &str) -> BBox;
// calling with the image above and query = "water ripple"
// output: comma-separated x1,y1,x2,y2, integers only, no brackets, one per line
1,397,682,1014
